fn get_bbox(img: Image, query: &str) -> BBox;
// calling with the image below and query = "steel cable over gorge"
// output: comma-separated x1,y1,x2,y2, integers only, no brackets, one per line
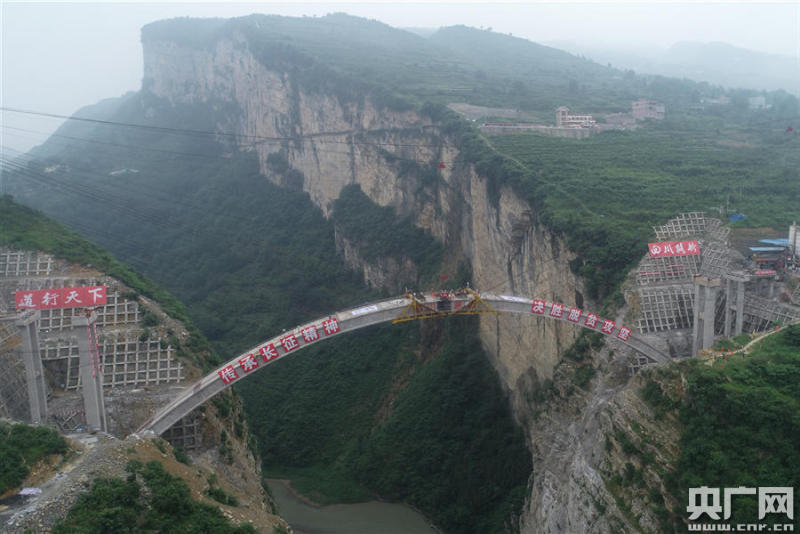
138,289,670,436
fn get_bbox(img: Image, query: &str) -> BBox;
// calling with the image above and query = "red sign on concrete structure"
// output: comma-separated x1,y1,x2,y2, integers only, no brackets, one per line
754,269,777,276
617,326,632,341
238,354,259,373
218,365,239,384
259,343,279,362
322,318,340,335
648,240,700,258
15,285,107,310
280,334,299,352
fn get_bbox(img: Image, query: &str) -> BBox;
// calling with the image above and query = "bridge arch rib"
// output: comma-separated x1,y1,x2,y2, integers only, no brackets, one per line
138,291,670,436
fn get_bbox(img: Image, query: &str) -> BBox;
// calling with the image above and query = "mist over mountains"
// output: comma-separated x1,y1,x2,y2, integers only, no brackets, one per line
2,12,799,534
549,40,800,95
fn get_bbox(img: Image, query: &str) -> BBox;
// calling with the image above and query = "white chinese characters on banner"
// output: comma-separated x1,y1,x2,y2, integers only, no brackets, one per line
567,308,582,323
259,343,279,362
600,319,616,334
526,299,632,342
281,334,299,352
648,240,701,258
301,326,319,343
218,365,239,384
322,318,340,335
239,354,259,373
15,285,107,310
617,326,632,341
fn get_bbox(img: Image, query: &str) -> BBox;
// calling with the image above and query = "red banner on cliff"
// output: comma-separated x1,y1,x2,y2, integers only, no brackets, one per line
648,240,700,258
15,286,107,310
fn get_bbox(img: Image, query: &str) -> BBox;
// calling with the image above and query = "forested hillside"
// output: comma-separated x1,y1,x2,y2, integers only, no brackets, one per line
137,13,746,119
636,325,800,531
489,120,800,298
3,95,532,531
2,12,799,534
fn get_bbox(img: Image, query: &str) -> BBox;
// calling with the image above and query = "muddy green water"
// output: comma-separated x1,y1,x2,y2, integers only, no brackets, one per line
265,479,438,534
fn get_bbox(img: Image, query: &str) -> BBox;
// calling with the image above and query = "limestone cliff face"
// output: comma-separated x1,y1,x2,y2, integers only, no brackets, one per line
143,35,585,387
517,355,682,534
143,34,593,532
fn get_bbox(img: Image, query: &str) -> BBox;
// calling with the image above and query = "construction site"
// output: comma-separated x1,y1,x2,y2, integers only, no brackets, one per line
0,249,201,451
2,212,799,444
629,213,800,362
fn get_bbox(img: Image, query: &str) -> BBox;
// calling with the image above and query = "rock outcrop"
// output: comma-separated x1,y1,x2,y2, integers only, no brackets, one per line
140,27,678,534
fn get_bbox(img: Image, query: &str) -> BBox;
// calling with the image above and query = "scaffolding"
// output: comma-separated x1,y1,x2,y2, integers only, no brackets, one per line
636,285,695,333
0,322,19,352
0,249,54,277
98,333,182,388
392,290,498,323
50,407,86,433
634,212,738,357
9,276,97,291
705,218,731,245
653,212,707,240
41,333,182,390
743,295,800,332
699,241,732,278
0,347,29,420
636,254,701,285
162,412,201,452
628,352,655,375
38,293,141,331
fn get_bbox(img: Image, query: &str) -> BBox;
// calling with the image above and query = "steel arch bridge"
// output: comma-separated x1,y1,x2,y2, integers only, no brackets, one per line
138,290,670,436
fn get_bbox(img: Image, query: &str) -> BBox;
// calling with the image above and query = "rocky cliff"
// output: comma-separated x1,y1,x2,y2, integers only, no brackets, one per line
140,27,676,533
143,31,585,392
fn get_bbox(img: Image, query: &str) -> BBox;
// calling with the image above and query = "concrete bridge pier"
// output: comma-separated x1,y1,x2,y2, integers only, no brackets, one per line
693,276,721,355
724,275,748,338
74,312,107,432
14,310,48,424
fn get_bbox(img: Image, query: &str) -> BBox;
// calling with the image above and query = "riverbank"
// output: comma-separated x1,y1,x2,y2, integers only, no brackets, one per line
265,479,438,534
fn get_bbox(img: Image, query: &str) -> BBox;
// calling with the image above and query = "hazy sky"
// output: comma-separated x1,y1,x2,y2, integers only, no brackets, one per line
2,1,800,152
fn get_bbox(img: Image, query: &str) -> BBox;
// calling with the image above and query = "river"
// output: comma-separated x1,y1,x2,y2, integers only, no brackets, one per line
265,479,438,534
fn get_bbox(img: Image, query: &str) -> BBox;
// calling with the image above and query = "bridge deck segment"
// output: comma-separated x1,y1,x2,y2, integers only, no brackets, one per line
139,292,669,436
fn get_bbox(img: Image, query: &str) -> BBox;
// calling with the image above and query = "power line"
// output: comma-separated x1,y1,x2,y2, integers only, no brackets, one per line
0,123,455,168
0,107,606,298
1,125,225,161
0,106,445,150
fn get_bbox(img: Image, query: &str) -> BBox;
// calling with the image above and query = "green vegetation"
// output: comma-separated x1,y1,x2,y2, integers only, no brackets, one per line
142,14,737,117
667,325,800,528
712,332,752,352
640,379,677,419
0,422,69,494
332,183,443,283
8,13,800,532
5,96,531,530
488,122,800,298
173,447,191,466
53,460,256,533
0,196,179,325
206,486,239,507
241,318,531,533
0,196,215,369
